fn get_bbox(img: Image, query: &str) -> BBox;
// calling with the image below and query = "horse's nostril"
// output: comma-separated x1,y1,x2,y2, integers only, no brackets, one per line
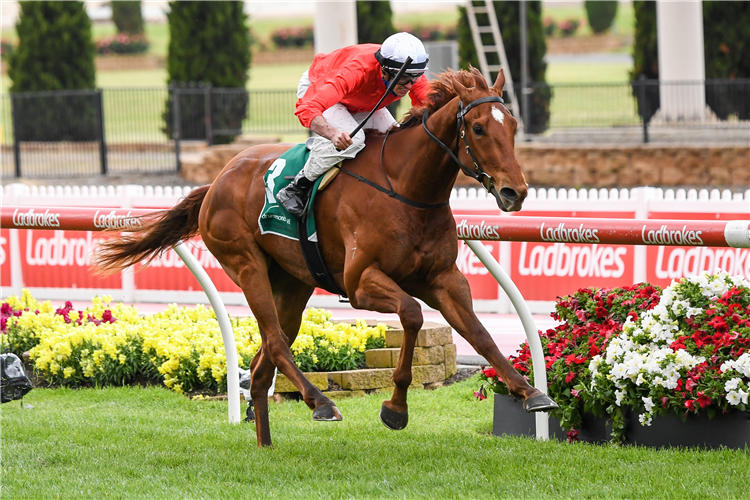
499,187,519,202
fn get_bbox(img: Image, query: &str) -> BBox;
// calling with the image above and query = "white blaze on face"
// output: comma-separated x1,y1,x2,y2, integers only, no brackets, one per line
491,106,505,125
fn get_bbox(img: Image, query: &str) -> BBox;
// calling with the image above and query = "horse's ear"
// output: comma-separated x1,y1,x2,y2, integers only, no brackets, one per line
452,77,469,100
470,67,489,91
492,69,506,95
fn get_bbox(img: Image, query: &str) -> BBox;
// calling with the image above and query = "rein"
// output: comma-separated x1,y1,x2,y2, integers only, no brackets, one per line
339,124,449,210
340,95,506,210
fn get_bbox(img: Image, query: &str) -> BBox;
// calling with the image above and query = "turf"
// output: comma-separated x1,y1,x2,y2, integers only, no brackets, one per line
2,375,747,499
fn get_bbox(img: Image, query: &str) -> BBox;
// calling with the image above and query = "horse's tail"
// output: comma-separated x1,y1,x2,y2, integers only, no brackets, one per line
95,185,210,276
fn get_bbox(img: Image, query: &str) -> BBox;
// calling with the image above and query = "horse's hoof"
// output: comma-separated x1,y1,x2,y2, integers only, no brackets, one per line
380,403,408,430
312,403,343,421
523,393,559,412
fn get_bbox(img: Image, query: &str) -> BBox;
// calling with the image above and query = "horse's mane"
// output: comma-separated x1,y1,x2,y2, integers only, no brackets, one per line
401,67,488,128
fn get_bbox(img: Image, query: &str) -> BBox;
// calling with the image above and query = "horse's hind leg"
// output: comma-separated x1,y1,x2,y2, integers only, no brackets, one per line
236,251,341,447
348,267,424,430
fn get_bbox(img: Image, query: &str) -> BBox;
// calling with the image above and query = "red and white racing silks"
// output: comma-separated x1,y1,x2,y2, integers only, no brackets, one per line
294,44,430,128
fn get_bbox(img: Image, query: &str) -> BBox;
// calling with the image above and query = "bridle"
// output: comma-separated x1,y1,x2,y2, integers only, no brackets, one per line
340,94,508,210
421,95,507,207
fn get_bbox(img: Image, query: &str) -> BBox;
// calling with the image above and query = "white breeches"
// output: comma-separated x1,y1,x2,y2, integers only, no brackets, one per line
297,70,397,180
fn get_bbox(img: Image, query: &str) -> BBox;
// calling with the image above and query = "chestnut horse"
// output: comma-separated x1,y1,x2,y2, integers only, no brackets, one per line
96,68,557,448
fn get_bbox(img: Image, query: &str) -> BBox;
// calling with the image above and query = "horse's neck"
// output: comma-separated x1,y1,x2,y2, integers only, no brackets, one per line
384,99,462,205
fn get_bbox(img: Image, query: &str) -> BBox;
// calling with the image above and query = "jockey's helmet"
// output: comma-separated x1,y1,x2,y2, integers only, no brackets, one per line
375,32,429,77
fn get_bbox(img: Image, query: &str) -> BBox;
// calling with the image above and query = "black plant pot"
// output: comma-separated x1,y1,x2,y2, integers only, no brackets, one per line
493,394,750,450
621,408,750,451
492,394,610,442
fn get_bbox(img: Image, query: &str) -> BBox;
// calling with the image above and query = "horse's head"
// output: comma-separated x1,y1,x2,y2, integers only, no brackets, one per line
449,68,527,212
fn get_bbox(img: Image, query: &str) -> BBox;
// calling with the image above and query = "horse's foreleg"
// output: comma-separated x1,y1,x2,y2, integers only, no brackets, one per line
348,267,423,430
422,268,558,412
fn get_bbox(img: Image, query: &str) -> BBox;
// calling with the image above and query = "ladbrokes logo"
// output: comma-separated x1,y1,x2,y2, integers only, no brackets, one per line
540,222,600,244
12,208,60,228
456,220,500,240
642,225,703,246
93,210,142,230
518,242,627,278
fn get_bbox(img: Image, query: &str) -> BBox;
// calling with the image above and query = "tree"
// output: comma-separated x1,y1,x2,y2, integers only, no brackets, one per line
164,1,252,144
356,1,398,117
457,1,550,133
111,1,144,35
8,1,95,93
356,1,395,44
7,1,98,141
584,1,618,34
629,1,659,124
702,1,750,119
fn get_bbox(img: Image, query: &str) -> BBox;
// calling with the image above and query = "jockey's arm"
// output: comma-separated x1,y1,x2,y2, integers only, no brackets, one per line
310,115,353,150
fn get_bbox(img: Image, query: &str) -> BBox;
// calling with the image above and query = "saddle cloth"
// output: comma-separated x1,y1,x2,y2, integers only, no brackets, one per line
259,143,323,242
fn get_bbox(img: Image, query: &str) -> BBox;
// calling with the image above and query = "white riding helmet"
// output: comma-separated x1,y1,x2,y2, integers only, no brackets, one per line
375,32,429,75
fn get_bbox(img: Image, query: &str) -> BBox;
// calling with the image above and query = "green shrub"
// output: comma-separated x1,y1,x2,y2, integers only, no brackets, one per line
96,33,149,55
457,1,551,133
356,1,395,44
0,39,14,57
629,0,659,124
111,1,145,35
8,1,96,93
703,1,750,120
7,1,98,141
270,26,314,49
163,1,251,144
584,1,618,34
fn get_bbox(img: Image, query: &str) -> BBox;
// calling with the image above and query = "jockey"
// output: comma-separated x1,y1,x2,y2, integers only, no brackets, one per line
276,32,431,217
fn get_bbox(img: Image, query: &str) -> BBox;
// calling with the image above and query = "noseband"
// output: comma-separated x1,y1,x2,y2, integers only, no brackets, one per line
421,95,507,206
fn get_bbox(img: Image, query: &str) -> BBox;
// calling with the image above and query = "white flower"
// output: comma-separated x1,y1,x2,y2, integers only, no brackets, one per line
725,378,741,392
636,373,646,386
638,413,652,426
727,391,742,406
686,307,703,319
615,389,625,406
739,389,749,405
642,396,655,412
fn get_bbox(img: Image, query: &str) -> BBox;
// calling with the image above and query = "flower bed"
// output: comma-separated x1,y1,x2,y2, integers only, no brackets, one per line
1,291,385,395
477,272,750,445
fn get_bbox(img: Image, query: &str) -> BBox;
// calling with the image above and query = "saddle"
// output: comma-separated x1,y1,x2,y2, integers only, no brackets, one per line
260,139,346,297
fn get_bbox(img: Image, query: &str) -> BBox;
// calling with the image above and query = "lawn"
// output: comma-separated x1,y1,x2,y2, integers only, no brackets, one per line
2,376,748,499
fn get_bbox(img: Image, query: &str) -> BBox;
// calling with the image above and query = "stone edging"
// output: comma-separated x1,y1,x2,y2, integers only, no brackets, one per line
273,322,458,398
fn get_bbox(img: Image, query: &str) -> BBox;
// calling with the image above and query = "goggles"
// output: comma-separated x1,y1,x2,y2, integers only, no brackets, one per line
387,70,424,86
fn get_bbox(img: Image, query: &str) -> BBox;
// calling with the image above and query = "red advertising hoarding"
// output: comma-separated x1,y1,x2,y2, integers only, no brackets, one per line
647,212,750,287
509,211,636,300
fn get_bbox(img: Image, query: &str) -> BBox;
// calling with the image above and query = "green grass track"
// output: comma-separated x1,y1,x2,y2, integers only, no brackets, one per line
2,376,747,499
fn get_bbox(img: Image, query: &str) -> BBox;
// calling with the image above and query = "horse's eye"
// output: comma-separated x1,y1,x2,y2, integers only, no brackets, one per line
472,124,484,136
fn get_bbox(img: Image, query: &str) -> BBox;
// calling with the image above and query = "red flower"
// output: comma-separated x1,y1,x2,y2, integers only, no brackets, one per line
474,390,486,401
571,389,581,399
565,371,575,383
661,396,669,408
481,367,498,378
685,379,697,392
567,428,579,443
684,399,695,411
697,391,712,408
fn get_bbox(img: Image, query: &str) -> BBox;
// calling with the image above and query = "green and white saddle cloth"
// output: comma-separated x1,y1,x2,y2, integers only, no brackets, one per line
259,143,323,242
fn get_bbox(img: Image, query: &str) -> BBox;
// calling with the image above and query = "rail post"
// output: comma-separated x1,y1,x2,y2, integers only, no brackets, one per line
465,239,549,441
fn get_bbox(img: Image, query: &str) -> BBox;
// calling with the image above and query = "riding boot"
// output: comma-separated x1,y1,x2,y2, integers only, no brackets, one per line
276,171,315,217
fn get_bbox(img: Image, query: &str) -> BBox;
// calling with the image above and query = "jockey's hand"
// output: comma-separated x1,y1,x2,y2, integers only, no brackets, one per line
331,130,353,151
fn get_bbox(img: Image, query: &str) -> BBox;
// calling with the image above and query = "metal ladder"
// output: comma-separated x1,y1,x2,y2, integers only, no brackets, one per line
465,0,525,134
